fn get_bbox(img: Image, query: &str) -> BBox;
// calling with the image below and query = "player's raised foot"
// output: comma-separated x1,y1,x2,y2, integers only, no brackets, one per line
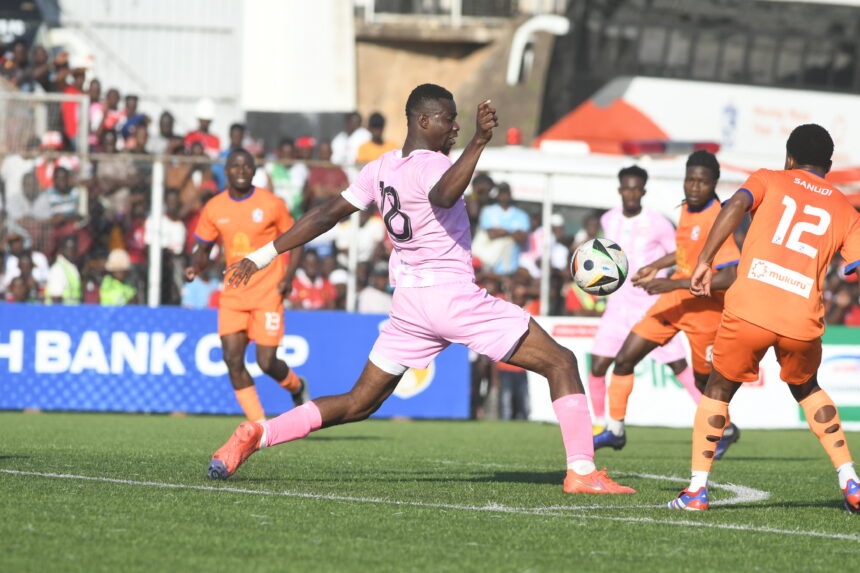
593,429,626,451
713,423,740,460
563,468,636,494
207,421,264,480
843,479,860,514
667,487,709,511
291,376,310,407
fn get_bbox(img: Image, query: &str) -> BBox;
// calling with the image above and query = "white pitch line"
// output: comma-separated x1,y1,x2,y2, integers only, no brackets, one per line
2,468,855,542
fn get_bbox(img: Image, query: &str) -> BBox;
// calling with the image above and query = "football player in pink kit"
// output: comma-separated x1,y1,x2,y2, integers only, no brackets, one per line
589,166,698,428
207,84,634,495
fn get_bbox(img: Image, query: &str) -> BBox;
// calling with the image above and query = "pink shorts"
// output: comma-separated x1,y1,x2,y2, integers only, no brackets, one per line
372,281,531,369
591,306,687,365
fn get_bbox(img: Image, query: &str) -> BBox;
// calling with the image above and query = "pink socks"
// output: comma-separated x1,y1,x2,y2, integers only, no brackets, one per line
676,367,702,404
261,401,322,447
551,394,595,465
588,374,606,421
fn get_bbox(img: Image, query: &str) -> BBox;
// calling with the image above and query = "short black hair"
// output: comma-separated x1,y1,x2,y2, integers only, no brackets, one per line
472,173,494,187
786,124,833,167
405,83,453,121
226,147,254,166
686,149,720,181
618,165,648,185
278,136,295,148
229,123,245,133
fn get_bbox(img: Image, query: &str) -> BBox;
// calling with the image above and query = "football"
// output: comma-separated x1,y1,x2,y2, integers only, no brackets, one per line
570,238,628,295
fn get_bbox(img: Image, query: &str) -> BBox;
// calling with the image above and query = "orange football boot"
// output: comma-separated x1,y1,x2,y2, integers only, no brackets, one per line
207,421,264,480
563,468,636,494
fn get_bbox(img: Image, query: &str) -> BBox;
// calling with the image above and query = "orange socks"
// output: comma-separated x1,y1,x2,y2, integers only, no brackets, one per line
278,370,302,393
234,386,265,422
608,373,635,421
800,390,854,470
691,396,729,473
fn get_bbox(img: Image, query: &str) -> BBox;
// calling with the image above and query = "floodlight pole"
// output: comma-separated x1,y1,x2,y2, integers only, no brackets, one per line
147,159,165,308
539,174,554,316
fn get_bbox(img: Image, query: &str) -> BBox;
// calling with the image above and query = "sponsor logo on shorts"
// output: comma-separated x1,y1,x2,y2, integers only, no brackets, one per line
747,258,813,298
394,362,436,399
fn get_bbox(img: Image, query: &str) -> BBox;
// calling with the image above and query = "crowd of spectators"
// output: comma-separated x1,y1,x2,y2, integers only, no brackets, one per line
1,37,858,329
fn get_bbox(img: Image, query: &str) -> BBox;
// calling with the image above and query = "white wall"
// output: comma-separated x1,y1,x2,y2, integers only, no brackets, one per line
240,0,356,113
57,0,243,139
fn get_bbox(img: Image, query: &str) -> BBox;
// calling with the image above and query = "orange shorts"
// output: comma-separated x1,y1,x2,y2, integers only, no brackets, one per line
218,303,285,347
632,289,723,375
712,311,821,384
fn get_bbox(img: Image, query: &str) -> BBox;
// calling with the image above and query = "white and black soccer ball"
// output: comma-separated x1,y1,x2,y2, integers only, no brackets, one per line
570,238,628,296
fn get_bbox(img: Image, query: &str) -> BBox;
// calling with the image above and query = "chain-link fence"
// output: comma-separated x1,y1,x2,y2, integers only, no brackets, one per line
1,91,598,317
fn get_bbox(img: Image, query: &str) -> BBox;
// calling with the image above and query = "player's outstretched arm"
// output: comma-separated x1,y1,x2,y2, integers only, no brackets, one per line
632,251,676,286
691,191,750,296
225,196,359,288
428,100,498,209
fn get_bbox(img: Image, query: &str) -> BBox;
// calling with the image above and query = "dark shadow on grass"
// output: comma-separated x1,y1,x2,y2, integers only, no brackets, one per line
415,471,565,486
712,499,844,511
0,455,30,460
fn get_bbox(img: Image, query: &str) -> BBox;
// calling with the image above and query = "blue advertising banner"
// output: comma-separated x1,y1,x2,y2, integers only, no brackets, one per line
0,304,469,419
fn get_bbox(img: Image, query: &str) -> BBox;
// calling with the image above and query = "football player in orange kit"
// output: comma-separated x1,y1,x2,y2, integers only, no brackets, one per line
186,149,310,422
669,124,860,513
594,150,741,455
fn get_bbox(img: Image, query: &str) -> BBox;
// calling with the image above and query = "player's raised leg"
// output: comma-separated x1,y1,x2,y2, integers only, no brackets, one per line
221,331,266,423
507,319,635,494
208,359,402,479
593,332,660,451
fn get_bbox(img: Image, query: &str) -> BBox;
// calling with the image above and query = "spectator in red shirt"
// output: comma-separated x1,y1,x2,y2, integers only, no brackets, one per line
289,250,337,310
58,66,87,149
184,98,220,158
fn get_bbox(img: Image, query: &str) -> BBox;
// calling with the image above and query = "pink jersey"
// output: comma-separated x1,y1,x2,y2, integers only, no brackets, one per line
342,149,474,287
599,207,676,319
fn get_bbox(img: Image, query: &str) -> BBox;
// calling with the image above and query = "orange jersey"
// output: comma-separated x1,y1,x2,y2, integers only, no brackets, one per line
194,187,294,310
725,169,860,340
673,199,741,279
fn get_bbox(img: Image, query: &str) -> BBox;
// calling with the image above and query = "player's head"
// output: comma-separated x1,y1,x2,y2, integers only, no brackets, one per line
229,123,245,148
785,124,833,174
405,83,458,154
225,148,255,193
684,150,720,210
618,165,647,215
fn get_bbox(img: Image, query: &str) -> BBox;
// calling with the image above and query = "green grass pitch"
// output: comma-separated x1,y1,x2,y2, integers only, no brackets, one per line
2,412,858,572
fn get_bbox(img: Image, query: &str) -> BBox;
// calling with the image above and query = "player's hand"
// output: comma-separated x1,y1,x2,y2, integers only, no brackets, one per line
640,278,676,295
224,258,260,288
278,277,293,297
690,262,712,297
474,100,498,145
632,265,657,286
183,266,198,282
